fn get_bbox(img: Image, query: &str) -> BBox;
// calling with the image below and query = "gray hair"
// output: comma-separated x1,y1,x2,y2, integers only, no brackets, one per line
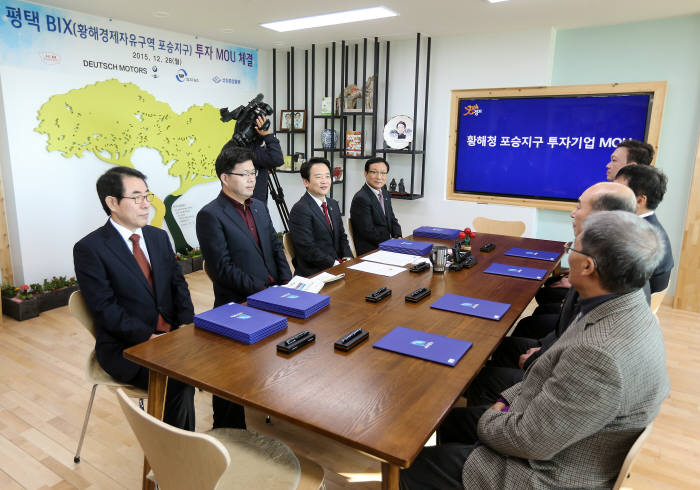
590,192,637,214
580,211,664,294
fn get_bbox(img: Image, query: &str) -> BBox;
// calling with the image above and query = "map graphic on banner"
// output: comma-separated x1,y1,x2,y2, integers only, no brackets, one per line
1,0,260,255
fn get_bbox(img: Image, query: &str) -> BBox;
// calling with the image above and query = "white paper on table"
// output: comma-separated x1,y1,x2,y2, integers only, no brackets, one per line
313,272,345,283
281,275,325,294
362,250,427,267
348,261,406,277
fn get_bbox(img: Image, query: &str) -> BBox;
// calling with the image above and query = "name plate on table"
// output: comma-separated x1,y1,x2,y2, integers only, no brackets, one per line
247,287,330,319
504,248,560,262
194,303,287,345
430,294,511,320
379,239,433,256
484,263,548,281
412,227,461,240
373,326,472,366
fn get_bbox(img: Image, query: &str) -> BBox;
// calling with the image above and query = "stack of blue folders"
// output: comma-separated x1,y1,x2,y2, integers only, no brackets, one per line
412,226,461,240
194,303,288,345
379,238,433,256
247,287,330,319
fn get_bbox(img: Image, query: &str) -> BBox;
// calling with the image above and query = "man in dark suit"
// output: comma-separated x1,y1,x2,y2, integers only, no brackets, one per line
74,166,195,430
289,157,353,277
402,211,669,489
615,164,674,293
350,157,402,256
196,145,291,429
605,138,655,181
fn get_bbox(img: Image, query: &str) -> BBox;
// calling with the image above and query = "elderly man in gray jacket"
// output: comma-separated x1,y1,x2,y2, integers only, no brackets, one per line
401,210,670,489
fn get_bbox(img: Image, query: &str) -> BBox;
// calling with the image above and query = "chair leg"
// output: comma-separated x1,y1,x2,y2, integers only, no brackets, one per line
74,384,98,463
139,398,145,410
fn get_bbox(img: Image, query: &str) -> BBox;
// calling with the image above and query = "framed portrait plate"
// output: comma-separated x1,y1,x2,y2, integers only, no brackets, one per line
383,115,414,149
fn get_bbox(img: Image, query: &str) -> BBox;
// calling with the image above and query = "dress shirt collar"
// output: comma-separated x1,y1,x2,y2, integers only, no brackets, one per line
579,293,621,317
110,217,144,244
223,193,252,211
307,191,327,208
366,183,383,200
639,211,654,218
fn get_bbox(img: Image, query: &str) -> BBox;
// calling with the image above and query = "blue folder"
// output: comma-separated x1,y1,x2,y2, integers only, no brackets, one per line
484,262,548,281
413,226,461,240
379,239,433,256
194,303,287,344
430,294,510,321
247,287,330,319
504,248,560,262
373,326,472,366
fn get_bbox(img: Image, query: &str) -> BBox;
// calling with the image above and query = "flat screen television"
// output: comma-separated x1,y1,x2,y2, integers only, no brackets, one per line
446,83,666,210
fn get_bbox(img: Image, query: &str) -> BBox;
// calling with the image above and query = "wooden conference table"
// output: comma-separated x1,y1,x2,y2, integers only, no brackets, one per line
125,233,564,490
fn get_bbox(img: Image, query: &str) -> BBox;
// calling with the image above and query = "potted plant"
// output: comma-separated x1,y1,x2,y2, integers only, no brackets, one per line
40,276,79,312
189,248,203,272
1,284,40,321
177,253,192,275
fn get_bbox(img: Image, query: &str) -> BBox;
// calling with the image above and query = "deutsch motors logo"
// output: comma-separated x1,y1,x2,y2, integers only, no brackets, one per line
39,52,61,65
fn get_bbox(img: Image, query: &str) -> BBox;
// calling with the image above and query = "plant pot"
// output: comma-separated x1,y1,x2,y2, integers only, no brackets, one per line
191,255,203,272
179,258,193,275
39,285,79,312
2,295,40,321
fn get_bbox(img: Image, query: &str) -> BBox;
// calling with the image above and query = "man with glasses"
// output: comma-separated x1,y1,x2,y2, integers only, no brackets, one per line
196,146,291,429
74,166,196,430
350,157,402,256
289,157,353,277
402,210,669,489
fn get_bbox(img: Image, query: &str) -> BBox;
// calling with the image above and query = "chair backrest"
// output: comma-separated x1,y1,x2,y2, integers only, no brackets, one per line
69,290,97,340
282,232,296,263
116,388,230,490
472,217,526,237
650,285,669,315
346,217,357,257
612,423,654,490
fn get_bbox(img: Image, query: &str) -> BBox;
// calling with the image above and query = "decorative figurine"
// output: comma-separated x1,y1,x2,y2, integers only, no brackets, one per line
398,178,406,193
389,178,397,192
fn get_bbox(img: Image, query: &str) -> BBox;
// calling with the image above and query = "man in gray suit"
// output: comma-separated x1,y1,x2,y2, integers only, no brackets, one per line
400,210,670,490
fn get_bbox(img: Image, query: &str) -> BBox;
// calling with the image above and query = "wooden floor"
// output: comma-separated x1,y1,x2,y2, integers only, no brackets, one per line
0,270,697,489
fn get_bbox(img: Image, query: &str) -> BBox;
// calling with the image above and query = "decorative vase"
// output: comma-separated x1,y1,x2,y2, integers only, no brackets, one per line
321,129,337,149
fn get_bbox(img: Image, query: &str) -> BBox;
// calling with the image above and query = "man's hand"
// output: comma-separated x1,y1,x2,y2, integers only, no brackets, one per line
518,347,541,369
254,115,272,136
490,401,507,411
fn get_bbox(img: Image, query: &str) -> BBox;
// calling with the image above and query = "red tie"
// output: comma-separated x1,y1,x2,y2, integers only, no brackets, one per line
378,192,386,214
130,234,171,333
321,201,333,229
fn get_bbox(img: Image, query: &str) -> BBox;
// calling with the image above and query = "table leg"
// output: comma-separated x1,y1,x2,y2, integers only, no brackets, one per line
381,462,400,490
142,371,168,490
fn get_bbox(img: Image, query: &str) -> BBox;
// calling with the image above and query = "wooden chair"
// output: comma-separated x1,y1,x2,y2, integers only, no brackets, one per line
612,423,654,490
346,217,357,257
69,290,147,463
472,217,526,237
116,388,325,490
282,232,296,270
650,285,669,315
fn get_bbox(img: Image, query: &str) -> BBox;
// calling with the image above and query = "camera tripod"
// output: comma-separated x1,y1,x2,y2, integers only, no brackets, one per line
267,168,290,232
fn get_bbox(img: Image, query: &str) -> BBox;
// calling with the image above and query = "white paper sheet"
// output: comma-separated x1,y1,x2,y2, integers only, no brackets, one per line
348,261,406,277
362,250,429,267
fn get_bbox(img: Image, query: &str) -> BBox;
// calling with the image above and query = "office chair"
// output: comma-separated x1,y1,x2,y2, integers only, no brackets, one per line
472,217,526,237
612,423,654,490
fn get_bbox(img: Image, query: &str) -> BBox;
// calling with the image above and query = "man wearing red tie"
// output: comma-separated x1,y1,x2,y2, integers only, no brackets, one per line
289,157,353,277
74,167,195,430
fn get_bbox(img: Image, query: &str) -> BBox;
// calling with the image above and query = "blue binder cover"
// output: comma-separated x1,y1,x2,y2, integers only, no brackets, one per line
379,239,433,256
430,294,511,321
484,263,548,281
194,303,287,344
373,326,472,366
413,226,461,240
504,248,560,262
247,287,330,319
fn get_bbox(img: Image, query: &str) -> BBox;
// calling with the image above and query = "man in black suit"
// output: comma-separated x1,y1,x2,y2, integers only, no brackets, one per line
605,138,655,181
74,167,195,430
289,157,353,277
196,145,291,429
349,157,402,256
615,163,674,292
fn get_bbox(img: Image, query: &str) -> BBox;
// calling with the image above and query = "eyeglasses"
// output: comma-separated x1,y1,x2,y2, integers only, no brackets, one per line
121,193,155,204
226,169,259,178
564,241,598,269
368,170,388,176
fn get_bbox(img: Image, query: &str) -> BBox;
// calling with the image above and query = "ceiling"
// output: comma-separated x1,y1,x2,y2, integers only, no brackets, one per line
30,0,700,49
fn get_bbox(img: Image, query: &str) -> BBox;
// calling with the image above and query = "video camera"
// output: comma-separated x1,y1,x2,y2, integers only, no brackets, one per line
220,93,274,147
